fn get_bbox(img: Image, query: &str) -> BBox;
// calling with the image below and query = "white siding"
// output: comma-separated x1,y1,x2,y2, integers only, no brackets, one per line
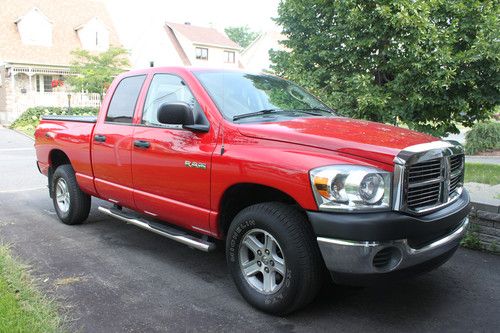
77,17,110,52
175,33,240,68
241,31,287,72
16,8,52,47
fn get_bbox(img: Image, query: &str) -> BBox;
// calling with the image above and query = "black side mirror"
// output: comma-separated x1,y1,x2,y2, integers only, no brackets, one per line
157,102,210,132
157,102,194,126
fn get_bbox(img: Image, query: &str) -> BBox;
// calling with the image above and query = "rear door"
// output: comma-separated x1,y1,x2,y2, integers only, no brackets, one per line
131,73,216,233
92,74,146,209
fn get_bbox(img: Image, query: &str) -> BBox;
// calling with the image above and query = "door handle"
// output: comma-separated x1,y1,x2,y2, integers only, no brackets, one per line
94,134,106,142
134,140,151,148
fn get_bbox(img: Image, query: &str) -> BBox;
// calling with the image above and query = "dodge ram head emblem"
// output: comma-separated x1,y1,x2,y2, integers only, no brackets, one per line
185,161,207,170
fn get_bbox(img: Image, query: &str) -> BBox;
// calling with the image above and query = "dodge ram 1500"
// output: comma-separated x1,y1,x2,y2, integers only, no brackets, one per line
35,67,470,314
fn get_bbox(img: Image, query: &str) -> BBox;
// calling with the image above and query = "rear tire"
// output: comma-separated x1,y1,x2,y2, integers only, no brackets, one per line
226,202,323,315
52,164,91,225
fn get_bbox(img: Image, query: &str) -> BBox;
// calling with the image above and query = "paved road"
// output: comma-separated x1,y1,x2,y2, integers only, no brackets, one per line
1,127,499,332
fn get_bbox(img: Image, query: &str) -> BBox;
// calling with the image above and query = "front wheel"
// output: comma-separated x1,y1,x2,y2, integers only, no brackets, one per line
226,202,324,315
52,164,91,225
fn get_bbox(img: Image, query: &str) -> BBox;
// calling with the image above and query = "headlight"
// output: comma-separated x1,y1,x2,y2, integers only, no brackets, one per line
310,165,391,212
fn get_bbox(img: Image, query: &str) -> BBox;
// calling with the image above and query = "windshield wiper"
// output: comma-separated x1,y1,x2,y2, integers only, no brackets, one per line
233,107,334,121
233,109,285,121
291,108,334,115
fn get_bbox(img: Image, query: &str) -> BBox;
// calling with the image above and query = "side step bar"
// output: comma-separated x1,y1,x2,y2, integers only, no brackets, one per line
98,206,216,252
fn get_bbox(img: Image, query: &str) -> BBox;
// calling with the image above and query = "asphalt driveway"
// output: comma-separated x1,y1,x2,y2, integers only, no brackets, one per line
0,126,499,332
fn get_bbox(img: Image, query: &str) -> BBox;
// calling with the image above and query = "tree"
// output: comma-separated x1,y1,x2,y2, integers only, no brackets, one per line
225,26,259,48
271,0,499,136
68,47,130,99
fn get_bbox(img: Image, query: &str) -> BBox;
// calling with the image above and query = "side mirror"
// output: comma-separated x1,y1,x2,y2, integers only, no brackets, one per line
157,102,210,132
157,102,194,126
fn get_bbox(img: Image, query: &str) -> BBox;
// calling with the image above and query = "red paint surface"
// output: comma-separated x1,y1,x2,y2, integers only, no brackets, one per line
35,67,440,239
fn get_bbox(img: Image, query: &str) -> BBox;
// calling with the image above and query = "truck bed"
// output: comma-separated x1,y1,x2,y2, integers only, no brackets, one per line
35,116,97,197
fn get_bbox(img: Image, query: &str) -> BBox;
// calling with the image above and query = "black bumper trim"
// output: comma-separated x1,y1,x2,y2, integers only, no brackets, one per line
307,190,471,242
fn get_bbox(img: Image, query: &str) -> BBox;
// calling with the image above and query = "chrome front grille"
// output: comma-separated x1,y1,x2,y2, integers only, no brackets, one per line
393,141,465,215
407,181,441,210
449,154,464,196
407,158,442,183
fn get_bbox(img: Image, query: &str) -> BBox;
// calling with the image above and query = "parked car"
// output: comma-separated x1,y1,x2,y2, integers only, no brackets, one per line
34,67,471,314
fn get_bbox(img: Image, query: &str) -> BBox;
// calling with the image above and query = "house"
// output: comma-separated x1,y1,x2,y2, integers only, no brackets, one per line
163,22,242,68
0,0,121,125
240,29,287,73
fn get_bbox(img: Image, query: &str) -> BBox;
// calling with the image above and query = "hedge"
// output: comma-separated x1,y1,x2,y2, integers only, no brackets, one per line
10,107,99,135
465,122,500,155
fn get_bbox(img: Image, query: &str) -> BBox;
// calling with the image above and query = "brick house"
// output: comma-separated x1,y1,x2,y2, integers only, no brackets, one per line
0,0,121,124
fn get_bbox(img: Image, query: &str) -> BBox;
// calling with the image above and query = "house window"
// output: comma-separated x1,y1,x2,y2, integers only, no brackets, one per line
43,75,53,92
224,51,235,63
195,47,208,60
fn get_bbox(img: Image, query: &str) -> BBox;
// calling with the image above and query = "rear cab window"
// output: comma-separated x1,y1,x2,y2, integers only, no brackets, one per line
106,75,146,123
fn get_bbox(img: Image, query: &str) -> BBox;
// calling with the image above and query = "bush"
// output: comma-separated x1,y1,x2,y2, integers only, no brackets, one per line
10,106,99,136
460,225,482,250
465,122,500,155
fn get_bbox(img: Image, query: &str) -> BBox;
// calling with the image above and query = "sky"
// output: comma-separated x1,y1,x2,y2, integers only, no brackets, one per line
102,0,281,68
105,0,280,47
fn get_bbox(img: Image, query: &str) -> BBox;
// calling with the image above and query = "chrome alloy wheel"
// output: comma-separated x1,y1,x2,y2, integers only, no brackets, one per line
55,178,70,213
239,228,286,295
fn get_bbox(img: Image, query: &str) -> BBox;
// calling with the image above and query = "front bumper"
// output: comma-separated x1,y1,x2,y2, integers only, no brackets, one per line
307,189,471,283
317,217,467,274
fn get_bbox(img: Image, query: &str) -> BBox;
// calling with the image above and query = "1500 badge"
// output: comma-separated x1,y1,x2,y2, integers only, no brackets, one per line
185,161,207,170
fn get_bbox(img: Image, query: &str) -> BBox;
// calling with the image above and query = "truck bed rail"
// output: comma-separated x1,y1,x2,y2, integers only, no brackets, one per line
41,115,97,123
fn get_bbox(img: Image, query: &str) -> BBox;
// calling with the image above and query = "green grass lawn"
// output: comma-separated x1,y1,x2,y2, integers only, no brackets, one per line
0,245,62,333
465,163,500,185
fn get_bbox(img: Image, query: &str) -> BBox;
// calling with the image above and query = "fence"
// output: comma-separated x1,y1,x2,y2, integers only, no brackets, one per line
18,91,101,109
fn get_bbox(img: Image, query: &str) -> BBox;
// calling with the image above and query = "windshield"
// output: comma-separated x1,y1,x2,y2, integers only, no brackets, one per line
193,71,334,121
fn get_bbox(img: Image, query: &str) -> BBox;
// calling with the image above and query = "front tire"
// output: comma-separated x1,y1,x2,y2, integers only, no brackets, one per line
52,164,91,225
226,202,323,315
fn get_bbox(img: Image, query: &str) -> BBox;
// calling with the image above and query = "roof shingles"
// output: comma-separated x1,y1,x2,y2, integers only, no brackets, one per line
166,22,240,50
0,0,121,67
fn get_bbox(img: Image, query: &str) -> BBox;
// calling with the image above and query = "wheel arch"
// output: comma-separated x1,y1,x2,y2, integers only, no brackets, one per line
48,149,71,169
47,149,72,197
217,182,306,238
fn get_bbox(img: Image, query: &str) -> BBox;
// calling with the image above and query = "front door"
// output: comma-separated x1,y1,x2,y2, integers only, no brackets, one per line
92,74,146,209
131,73,216,234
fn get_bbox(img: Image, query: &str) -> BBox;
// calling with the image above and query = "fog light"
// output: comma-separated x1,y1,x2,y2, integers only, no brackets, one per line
372,246,402,271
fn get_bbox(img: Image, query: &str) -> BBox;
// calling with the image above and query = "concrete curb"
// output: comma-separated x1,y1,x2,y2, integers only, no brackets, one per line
471,200,500,214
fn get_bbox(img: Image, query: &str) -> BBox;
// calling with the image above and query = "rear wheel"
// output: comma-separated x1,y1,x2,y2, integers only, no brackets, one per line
226,202,323,315
52,165,91,225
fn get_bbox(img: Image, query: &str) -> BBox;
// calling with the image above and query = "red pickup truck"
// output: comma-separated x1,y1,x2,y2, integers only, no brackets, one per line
35,67,470,314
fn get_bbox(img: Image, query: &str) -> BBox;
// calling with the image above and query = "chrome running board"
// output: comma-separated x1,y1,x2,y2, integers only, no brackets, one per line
98,206,216,252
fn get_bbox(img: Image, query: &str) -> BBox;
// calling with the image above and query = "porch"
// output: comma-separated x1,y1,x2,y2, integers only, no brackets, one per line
0,63,101,124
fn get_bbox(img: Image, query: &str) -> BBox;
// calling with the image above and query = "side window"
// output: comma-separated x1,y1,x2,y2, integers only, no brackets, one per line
142,74,201,126
106,75,146,123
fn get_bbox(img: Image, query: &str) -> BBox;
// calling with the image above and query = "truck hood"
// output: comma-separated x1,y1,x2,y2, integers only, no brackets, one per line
237,117,438,165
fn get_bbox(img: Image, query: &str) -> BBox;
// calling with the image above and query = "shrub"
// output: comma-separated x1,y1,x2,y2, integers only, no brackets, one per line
10,107,99,136
461,225,482,250
465,122,500,155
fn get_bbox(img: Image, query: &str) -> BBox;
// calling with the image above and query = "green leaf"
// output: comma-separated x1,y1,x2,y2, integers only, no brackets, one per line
271,0,500,135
